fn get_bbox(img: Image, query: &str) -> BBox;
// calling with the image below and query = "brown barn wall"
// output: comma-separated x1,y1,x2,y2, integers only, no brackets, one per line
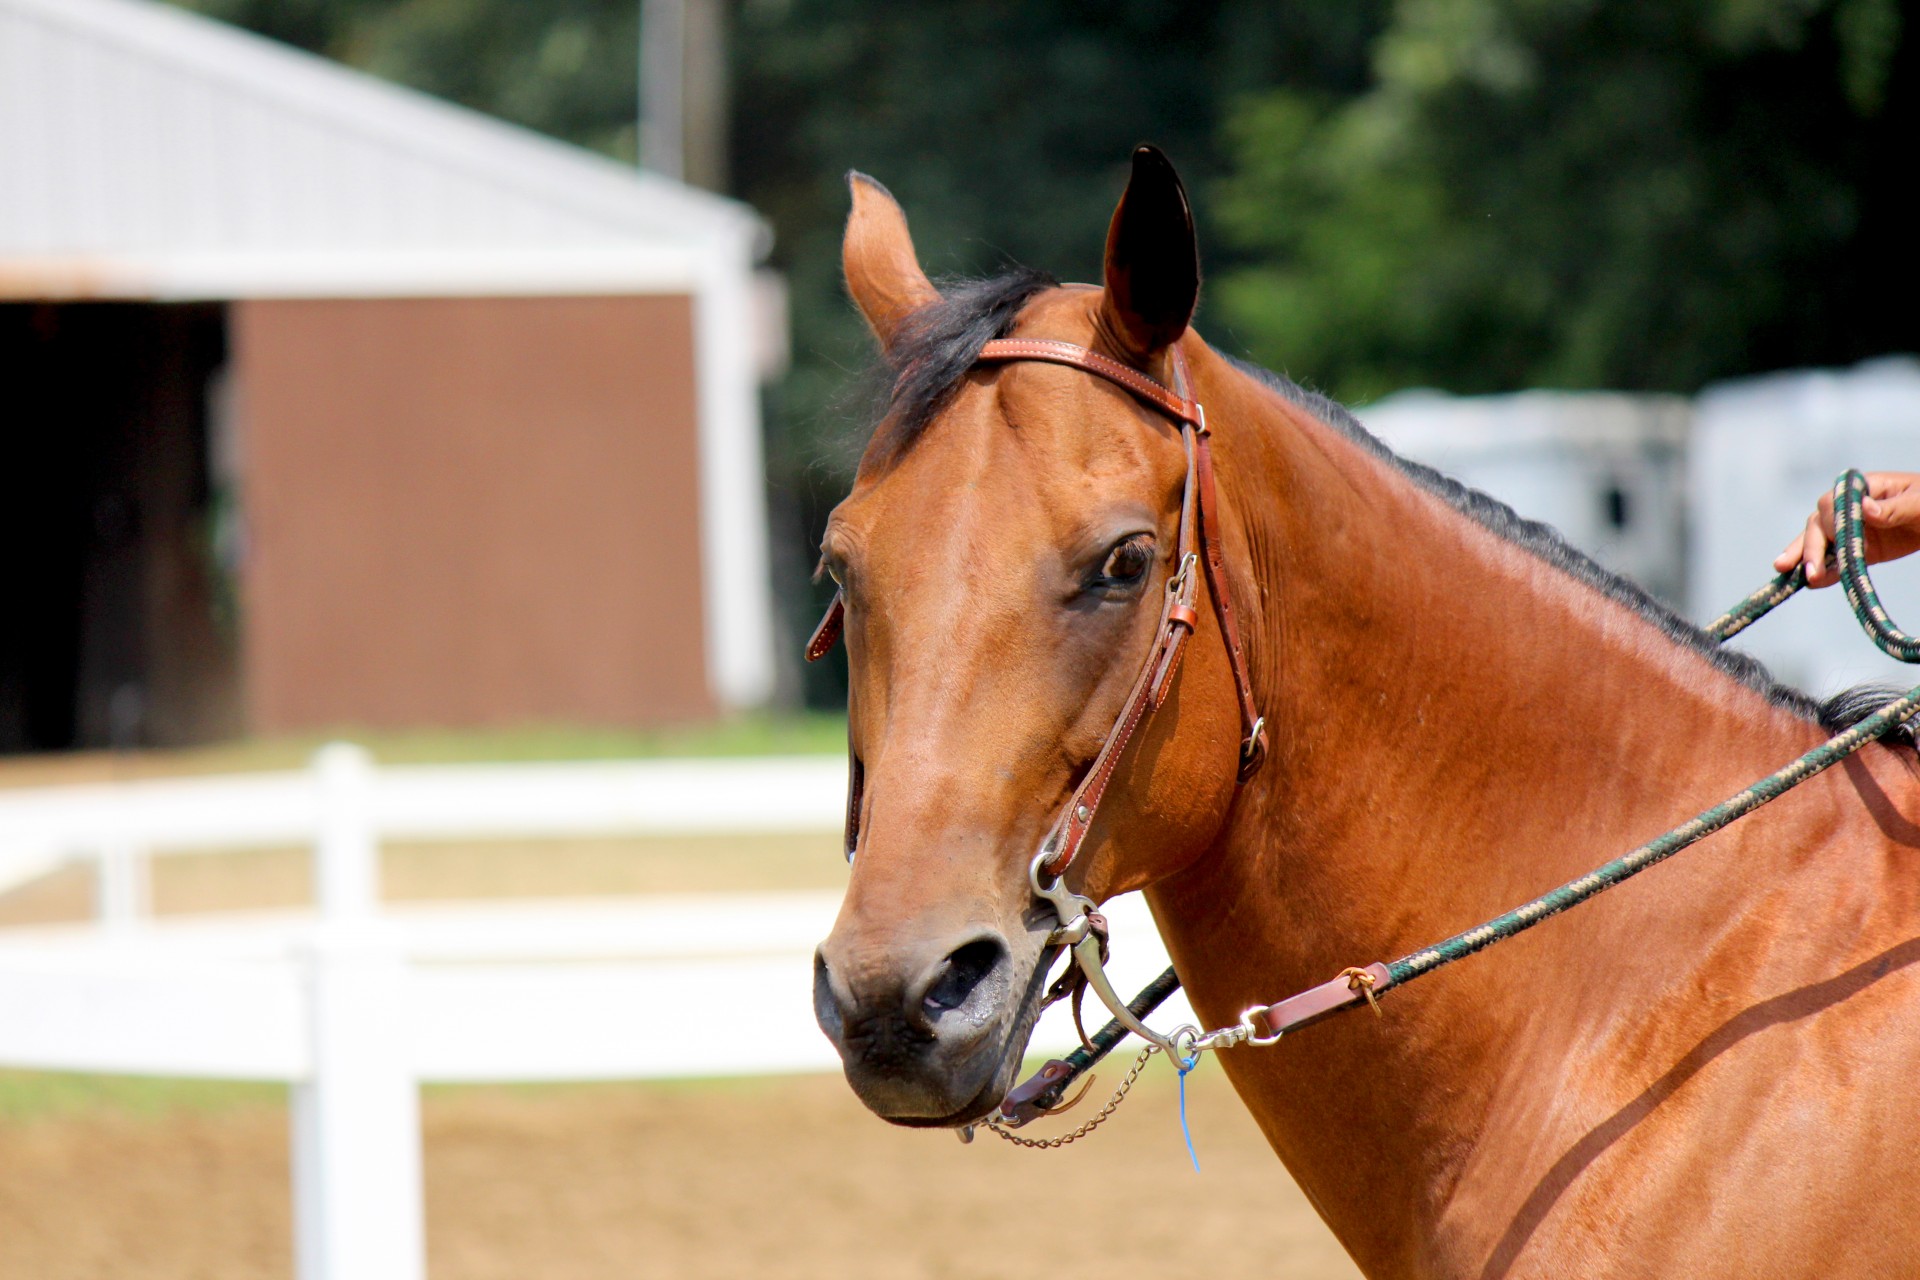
233,295,712,733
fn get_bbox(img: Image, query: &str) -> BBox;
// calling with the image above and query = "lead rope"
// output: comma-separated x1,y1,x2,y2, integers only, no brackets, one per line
989,468,1919,1144
1379,469,1917,989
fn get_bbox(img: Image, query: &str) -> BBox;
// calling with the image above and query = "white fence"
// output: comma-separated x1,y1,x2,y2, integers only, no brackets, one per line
0,745,1188,1280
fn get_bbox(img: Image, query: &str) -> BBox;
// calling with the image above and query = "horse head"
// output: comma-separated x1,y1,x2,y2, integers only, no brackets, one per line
811,149,1249,1126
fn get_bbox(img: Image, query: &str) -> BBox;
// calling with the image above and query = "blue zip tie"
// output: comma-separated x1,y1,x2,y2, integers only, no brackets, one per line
1176,1050,1201,1173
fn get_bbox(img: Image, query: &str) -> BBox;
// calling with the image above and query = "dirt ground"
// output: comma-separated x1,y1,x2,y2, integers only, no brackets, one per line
0,1068,1361,1280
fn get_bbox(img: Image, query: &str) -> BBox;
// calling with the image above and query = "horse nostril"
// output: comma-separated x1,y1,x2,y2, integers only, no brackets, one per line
813,948,847,1040
922,937,1007,1013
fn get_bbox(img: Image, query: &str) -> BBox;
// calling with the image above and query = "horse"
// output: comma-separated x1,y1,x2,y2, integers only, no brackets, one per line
809,146,1920,1278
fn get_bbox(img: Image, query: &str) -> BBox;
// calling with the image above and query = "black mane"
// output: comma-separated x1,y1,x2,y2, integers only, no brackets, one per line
860,269,1915,745
1231,358,1916,743
866,268,1056,465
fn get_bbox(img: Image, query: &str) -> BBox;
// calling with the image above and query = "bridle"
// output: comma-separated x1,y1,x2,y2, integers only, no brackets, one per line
806,336,1269,867
809,335,1920,1142
805,334,1271,1056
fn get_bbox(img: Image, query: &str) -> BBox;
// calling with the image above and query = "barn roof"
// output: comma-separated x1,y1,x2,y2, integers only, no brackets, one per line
0,0,770,298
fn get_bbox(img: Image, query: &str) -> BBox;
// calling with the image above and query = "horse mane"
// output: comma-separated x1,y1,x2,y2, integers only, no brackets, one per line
863,269,1916,747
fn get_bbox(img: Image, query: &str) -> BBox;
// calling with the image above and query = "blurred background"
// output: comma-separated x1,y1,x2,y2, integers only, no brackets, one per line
0,1,1914,1277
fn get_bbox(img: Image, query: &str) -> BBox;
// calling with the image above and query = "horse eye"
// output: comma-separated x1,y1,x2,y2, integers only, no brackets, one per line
1099,536,1154,585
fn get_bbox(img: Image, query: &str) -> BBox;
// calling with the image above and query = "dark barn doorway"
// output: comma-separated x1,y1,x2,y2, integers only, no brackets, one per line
0,302,241,753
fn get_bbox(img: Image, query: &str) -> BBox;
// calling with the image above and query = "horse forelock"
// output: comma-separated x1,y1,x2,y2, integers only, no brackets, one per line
860,268,1057,470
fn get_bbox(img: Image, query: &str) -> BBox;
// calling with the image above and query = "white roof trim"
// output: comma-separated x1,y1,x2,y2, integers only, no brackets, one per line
0,247,707,300
2,0,769,254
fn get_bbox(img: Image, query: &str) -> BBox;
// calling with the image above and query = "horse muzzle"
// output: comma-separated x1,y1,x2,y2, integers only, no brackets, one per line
813,926,1041,1125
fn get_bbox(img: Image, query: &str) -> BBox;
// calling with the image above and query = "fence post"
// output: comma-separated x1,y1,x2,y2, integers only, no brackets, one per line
94,838,149,929
291,743,425,1280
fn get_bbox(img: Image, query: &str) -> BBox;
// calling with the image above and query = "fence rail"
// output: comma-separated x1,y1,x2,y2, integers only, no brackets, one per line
0,752,850,902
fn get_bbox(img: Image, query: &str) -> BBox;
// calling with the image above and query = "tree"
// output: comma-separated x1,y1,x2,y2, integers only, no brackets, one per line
1211,0,1918,405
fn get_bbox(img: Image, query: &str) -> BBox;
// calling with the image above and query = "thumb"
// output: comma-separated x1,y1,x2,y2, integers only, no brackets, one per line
1864,489,1920,526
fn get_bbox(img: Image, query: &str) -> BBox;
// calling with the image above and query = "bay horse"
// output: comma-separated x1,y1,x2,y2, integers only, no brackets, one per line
810,146,1920,1278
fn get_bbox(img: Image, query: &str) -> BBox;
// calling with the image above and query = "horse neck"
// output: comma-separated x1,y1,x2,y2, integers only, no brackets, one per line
1146,353,1830,1269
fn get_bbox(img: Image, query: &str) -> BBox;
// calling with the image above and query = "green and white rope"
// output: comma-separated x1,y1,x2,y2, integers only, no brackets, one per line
1387,469,1919,985
1703,566,1807,644
1834,470,1920,662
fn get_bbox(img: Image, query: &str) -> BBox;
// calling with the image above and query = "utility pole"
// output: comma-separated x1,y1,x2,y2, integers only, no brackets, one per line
639,0,728,191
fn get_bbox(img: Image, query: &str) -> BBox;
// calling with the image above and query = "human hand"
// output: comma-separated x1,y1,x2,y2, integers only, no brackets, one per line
1773,472,1920,588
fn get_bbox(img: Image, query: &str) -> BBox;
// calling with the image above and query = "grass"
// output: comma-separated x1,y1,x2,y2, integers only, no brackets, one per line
0,1048,1170,1126
0,712,848,790
0,1070,285,1123
0,1071,774,1124
0,1067,838,1125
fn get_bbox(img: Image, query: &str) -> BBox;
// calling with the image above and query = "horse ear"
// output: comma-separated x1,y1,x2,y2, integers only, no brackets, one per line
1099,146,1200,361
843,172,940,350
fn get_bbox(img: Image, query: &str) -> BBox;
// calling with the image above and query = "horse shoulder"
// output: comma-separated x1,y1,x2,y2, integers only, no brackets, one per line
1439,759,1920,1278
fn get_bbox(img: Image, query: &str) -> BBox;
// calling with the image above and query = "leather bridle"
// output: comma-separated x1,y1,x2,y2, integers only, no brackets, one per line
806,337,1268,858
806,336,1270,1055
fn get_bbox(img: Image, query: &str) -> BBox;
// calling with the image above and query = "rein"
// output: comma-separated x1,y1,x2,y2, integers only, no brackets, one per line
808,342,1920,1145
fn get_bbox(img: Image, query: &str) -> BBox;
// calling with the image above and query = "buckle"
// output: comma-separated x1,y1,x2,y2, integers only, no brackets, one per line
1237,1005,1285,1047
1165,551,1198,602
1238,716,1268,779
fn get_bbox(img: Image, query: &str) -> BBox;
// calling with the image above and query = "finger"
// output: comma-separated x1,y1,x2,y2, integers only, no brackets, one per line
1802,513,1833,588
1863,485,1920,527
1863,471,1918,502
1774,530,1806,572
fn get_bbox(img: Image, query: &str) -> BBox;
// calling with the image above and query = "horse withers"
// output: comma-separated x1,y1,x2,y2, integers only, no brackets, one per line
810,147,1920,1278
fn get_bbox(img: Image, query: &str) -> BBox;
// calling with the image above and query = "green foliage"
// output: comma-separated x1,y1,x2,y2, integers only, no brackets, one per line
177,0,642,157
1212,0,1918,404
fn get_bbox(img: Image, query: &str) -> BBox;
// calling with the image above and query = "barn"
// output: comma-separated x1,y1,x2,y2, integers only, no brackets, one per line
0,0,779,752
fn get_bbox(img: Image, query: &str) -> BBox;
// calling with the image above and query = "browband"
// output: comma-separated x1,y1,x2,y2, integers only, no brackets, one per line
974,338,1202,426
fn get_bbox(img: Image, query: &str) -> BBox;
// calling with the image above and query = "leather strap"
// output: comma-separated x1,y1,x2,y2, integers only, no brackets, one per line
975,339,1203,426
1245,963,1395,1038
807,589,845,662
1039,440,1201,879
805,337,1269,872
1170,350,1268,779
